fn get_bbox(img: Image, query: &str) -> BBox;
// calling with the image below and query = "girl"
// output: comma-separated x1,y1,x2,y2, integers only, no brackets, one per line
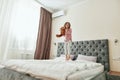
64,22,72,60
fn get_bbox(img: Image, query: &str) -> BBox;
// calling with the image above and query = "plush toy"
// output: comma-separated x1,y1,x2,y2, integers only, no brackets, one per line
71,55,77,61
56,26,66,37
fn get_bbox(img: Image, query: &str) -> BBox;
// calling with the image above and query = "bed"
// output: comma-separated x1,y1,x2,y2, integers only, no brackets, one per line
57,39,110,80
0,39,109,80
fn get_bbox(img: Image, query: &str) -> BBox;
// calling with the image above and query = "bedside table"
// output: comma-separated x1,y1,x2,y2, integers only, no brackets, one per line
107,71,120,80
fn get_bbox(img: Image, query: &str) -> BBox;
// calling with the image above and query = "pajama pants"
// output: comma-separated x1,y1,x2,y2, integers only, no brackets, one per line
64,41,72,55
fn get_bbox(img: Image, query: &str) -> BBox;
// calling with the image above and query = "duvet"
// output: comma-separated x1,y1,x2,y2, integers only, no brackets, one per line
0,59,104,80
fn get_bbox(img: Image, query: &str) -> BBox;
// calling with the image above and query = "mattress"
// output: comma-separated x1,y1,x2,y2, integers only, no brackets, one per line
0,59,104,80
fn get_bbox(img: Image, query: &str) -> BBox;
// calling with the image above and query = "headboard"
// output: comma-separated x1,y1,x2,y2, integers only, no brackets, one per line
57,39,109,71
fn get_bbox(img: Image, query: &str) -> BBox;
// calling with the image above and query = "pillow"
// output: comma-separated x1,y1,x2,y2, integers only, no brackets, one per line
60,54,66,57
54,55,66,61
77,54,97,62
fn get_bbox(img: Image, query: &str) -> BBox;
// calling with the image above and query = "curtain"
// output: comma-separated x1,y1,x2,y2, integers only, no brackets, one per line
9,0,40,59
34,7,52,59
0,0,41,60
0,0,16,60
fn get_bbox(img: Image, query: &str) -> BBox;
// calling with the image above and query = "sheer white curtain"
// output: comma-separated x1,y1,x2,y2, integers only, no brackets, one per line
0,0,41,60
0,0,16,60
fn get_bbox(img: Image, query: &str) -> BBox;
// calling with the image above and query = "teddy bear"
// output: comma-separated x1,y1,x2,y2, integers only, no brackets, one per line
56,26,66,37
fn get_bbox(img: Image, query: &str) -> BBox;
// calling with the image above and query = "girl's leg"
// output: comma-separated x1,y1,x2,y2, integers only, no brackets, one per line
65,41,72,60
66,41,71,60
65,42,70,60
66,54,70,60
67,41,72,55
64,42,68,55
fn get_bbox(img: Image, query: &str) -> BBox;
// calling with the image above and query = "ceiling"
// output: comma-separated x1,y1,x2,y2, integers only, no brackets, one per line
36,0,84,12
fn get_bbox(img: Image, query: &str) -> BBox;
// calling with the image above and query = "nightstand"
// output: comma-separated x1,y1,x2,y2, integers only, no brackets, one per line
107,71,120,80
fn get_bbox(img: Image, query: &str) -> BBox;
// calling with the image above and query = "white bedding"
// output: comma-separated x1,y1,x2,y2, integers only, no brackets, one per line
1,59,104,80
68,64,103,80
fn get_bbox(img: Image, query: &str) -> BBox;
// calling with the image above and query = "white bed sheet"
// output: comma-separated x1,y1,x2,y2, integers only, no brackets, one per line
67,64,104,80
1,59,104,80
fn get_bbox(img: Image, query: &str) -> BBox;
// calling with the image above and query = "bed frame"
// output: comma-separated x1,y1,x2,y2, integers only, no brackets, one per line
57,39,109,80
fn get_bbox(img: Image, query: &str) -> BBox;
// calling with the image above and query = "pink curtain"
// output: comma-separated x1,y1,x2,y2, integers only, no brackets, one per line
34,7,52,59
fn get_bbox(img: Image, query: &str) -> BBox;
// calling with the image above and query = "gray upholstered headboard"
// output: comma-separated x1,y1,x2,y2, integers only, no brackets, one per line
57,39,109,71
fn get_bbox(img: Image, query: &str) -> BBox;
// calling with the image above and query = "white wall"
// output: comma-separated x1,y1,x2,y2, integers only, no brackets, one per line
51,0,120,71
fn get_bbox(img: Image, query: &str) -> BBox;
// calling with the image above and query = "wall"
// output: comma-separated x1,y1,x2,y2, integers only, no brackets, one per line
51,0,120,71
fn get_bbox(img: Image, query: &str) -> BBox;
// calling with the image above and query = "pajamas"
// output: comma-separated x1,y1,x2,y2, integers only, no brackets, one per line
64,41,72,55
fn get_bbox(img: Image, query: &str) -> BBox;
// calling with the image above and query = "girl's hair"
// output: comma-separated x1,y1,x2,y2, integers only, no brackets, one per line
64,22,71,29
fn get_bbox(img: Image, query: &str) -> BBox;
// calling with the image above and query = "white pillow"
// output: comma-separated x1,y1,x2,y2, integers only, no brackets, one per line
77,54,97,62
60,54,66,57
54,55,66,61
